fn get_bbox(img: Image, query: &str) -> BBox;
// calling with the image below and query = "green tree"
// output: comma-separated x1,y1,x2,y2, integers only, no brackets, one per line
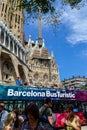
8,0,83,28
80,84,87,90
19,0,82,14
64,0,82,8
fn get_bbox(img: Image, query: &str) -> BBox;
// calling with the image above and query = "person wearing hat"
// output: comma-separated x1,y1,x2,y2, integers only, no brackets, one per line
0,101,8,130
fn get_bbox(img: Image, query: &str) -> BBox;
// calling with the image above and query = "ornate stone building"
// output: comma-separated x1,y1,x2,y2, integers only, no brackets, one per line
0,21,29,85
0,0,61,87
0,0,24,44
25,36,60,87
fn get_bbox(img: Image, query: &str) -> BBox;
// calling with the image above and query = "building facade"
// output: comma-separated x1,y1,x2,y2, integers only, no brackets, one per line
0,0,24,44
0,0,60,87
25,36,60,87
62,76,87,90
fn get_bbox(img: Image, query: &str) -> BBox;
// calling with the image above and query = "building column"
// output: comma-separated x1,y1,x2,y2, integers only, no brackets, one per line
0,27,1,43
20,49,22,60
17,45,18,56
23,53,25,63
3,31,6,46
8,36,11,49
0,46,2,83
13,41,15,53
10,55,20,78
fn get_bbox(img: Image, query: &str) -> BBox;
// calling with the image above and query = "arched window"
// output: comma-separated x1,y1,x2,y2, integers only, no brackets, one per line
43,74,48,81
52,75,56,82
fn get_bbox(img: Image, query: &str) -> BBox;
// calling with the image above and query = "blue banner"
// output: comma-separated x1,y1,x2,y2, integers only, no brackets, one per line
0,85,87,101
0,85,77,100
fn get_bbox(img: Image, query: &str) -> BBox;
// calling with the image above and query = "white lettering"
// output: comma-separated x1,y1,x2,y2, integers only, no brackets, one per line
7,89,45,97
57,92,75,98
7,89,75,99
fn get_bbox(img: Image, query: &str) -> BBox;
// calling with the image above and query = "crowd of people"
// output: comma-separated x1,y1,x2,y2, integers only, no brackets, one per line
0,99,81,130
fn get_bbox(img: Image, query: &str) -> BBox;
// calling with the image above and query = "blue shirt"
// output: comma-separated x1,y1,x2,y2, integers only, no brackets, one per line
21,120,53,130
0,110,8,130
16,79,22,86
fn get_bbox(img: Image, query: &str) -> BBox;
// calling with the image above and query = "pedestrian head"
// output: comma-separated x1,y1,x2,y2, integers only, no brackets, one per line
65,104,75,117
66,104,74,113
24,81,28,86
25,103,39,121
45,98,52,107
0,101,4,112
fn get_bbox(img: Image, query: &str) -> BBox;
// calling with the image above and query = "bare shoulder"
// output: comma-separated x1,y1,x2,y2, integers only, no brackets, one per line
75,115,80,120
5,125,11,130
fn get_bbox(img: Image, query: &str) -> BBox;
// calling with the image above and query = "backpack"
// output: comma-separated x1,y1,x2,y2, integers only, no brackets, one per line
40,106,57,130
40,107,49,123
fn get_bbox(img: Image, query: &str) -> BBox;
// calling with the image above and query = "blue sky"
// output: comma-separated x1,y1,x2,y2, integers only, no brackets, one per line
24,1,87,81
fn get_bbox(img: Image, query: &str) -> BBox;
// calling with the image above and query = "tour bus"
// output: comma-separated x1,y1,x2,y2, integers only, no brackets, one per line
0,84,87,128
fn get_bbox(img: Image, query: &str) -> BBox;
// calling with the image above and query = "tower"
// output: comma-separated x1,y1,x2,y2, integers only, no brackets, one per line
0,0,24,44
37,7,43,44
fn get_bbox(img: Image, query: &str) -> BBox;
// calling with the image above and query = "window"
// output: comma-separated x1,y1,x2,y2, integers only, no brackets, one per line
52,75,56,82
34,73,38,81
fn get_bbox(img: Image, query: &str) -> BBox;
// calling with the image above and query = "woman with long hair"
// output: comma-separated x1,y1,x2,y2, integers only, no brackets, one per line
64,104,81,130
3,111,16,130
13,108,24,129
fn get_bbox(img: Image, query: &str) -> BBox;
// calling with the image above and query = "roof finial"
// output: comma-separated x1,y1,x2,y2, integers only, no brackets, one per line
42,39,45,47
51,51,54,58
28,35,31,46
35,39,39,48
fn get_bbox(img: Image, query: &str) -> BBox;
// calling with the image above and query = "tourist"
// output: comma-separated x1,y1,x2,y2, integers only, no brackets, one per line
16,77,22,86
21,103,53,130
0,101,8,130
39,98,55,127
3,111,16,130
14,108,24,129
64,104,81,130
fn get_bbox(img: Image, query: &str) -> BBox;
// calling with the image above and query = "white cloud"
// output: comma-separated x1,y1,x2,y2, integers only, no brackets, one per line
61,3,87,44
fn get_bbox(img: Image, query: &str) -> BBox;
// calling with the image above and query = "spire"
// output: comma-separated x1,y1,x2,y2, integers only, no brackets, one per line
35,39,39,48
42,39,45,48
51,51,54,58
28,35,31,47
38,7,43,44
35,39,38,44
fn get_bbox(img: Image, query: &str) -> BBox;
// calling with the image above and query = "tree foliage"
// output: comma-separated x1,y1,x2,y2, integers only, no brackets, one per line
19,0,82,14
8,0,83,20
19,0,56,17
80,84,87,90
8,0,83,28
64,0,82,8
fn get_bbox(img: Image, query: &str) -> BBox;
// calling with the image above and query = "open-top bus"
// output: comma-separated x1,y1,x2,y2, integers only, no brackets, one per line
0,84,87,128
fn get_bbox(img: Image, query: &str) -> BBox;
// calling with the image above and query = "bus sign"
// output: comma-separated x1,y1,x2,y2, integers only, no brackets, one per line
0,85,87,101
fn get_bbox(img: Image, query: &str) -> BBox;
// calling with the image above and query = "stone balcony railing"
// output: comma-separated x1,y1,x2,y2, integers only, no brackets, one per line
0,21,26,64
